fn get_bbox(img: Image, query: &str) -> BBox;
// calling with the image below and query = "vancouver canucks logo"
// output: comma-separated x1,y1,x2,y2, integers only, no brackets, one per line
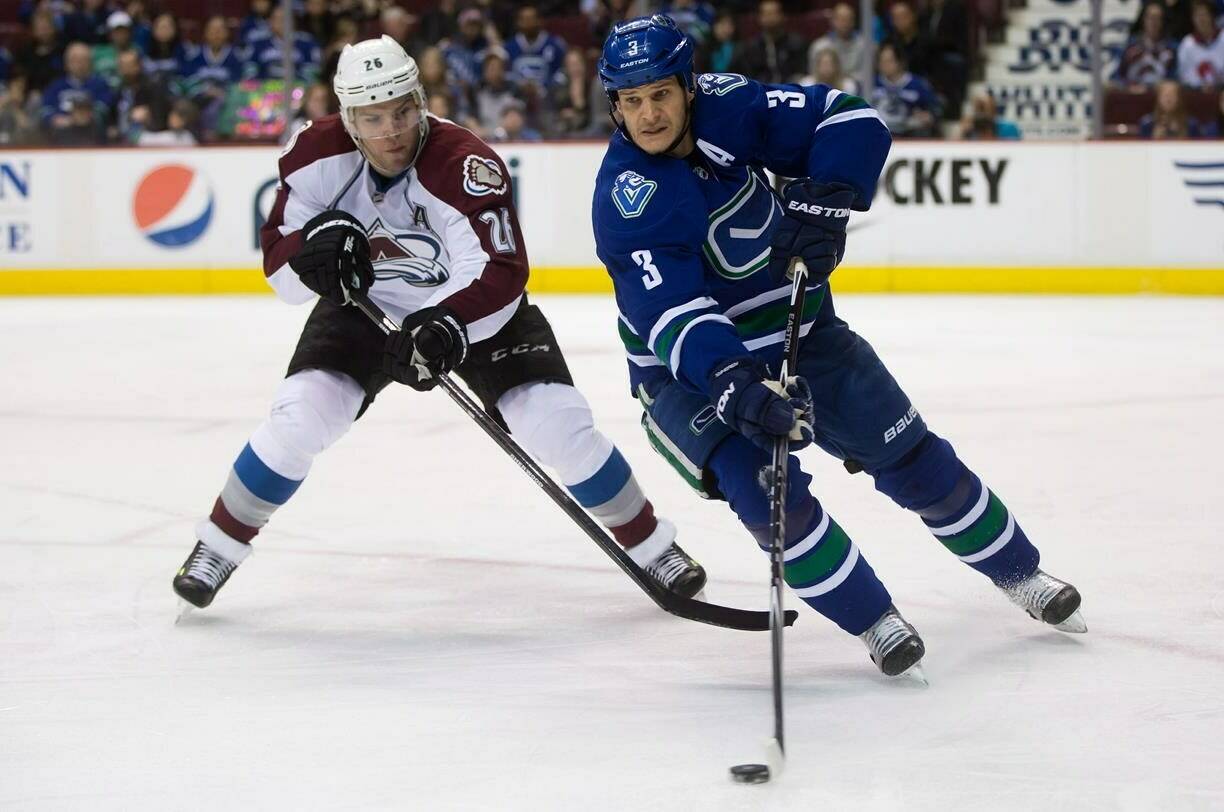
367,218,450,287
611,170,657,219
696,73,748,96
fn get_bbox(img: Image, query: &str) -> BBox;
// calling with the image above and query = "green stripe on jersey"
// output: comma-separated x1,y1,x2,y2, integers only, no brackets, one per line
827,93,868,116
784,519,851,589
939,492,1009,556
618,319,648,354
733,286,826,341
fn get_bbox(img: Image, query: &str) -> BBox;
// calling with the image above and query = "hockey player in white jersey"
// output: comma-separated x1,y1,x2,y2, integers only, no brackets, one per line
172,36,706,608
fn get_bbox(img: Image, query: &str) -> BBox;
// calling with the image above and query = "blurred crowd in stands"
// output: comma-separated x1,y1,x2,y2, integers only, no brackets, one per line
0,0,1219,147
1107,0,1224,137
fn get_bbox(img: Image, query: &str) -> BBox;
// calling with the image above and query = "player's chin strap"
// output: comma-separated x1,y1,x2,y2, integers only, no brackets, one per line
346,289,797,633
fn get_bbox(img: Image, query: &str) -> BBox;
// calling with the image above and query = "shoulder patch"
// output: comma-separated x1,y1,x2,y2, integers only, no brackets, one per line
462,154,507,197
697,73,748,97
611,170,658,219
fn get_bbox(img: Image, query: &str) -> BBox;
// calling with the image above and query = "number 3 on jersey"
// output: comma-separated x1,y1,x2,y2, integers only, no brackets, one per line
632,250,662,290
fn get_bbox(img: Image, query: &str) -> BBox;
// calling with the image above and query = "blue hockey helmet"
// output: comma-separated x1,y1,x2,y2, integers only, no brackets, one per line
598,14,695,105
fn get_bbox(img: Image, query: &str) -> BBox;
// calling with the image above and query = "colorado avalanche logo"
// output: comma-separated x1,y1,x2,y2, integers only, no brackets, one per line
611,170,657,219
367,218,450,287
462,154,507,197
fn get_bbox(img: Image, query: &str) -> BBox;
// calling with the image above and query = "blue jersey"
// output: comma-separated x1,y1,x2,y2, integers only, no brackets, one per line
592,73,890,398
247,32,320,81
870,72,941,133
505,32,567,87
181,44,246,91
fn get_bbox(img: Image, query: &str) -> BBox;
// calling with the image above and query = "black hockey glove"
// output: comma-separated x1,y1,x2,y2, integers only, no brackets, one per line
383,307,469,392
289,210,374,306
708,356,814,452
767,180,857,286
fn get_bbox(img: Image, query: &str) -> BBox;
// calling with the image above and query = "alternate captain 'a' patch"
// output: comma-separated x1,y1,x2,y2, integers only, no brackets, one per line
611,170,657,219
462,154,507,196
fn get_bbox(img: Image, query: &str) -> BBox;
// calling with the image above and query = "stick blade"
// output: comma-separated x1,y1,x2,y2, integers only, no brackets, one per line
765,737,785,779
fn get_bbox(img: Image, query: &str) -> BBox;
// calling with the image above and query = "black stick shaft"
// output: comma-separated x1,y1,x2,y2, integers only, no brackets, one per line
348,290,797,632
768,259,810,755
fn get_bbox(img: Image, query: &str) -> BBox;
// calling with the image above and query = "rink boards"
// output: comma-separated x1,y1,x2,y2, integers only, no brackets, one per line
0,140,1220,294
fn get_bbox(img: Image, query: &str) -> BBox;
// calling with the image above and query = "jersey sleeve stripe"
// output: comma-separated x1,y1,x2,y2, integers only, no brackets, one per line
668,313,735,374
825,92,868,116
646,296,721,350
815,107,884,133
823,88,843,113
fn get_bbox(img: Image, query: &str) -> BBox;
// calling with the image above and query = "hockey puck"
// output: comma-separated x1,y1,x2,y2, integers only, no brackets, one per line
729,764,771,784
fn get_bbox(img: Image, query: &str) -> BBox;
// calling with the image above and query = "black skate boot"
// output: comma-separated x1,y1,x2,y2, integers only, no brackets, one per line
643,542,707,599
998,569,1085,633
173,537,250,609
626,518,707,599
860,605,927,678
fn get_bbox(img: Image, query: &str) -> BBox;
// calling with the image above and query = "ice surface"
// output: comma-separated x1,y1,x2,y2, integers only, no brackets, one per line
1,294,1222,810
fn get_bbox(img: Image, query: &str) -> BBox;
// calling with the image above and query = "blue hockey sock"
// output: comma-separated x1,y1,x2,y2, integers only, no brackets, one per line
710,436,891,635
873,433,1040,585
918,471,1039,584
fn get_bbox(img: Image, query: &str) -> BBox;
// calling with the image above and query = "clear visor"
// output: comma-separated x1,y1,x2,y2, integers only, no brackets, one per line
349,97,422,143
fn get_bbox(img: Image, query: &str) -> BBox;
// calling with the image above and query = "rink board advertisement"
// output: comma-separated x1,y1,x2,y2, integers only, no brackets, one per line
0,142,1220,294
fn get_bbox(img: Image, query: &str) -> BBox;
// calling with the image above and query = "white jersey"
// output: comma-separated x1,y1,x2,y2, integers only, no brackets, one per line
260,114,528,342
1177,30,1224,88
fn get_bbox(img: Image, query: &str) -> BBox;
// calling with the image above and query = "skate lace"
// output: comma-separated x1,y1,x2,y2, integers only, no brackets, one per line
860,612,912,660
1003,571,1064,612
645,547,690,589
187,547,236,589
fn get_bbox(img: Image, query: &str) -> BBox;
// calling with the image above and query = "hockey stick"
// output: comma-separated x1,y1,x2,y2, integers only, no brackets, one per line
765,260,810,775
349,290,798,633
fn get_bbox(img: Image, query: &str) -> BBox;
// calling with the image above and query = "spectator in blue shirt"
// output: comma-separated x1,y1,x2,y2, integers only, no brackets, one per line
247,7,322,82
240,0,275,48
41,42,114,139
182,16,245,91
64,0,114,46
443,8,490,94
17,0,74,29
505,5,568,90
144,13,190,85
181,14,245,137
871,42,942,137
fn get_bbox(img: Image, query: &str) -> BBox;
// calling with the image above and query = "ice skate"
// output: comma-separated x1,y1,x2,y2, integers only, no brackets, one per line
624,518,707,599
998,569,1085,633
642,542,707,599
860,605,927,680
172,536,251,610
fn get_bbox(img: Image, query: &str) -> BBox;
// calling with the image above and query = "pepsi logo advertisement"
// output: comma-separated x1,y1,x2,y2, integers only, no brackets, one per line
132,164,215,249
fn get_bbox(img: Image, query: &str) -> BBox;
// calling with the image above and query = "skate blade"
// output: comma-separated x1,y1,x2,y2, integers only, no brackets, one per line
894,662,929,686
174,599,195,625
1053,609,1087,634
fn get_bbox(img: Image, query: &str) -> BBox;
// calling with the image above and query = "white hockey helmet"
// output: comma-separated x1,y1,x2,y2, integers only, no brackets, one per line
333,35,429,171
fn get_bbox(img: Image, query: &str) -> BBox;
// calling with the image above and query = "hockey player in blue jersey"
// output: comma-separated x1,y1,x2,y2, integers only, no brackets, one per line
591,15,1085,678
